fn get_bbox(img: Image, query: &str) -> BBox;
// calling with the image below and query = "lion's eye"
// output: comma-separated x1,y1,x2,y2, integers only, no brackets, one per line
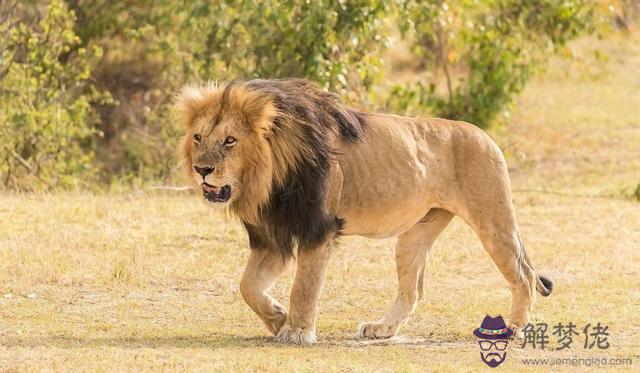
193,133,202,143
224,136,237,147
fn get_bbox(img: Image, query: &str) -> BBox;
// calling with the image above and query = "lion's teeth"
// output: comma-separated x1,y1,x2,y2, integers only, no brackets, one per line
203,184,220,194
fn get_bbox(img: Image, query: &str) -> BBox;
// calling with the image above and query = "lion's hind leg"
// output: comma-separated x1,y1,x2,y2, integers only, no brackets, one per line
455,193,551,337
467,216,538,336
446,129,552,336
358,208,454,339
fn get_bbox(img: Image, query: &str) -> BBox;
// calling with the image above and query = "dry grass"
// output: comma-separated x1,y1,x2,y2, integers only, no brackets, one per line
1,33,639,371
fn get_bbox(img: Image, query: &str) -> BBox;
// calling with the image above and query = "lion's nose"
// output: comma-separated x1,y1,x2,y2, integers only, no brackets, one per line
193,165,214,177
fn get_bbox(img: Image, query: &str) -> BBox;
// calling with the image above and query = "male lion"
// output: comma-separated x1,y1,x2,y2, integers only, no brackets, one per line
176,78,553,344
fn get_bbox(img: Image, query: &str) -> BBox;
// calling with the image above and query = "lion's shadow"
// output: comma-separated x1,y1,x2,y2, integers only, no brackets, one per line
1,335,276,349
1,334,472,349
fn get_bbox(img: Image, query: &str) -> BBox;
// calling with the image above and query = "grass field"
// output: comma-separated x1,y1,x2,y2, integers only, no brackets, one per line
1,34,639,371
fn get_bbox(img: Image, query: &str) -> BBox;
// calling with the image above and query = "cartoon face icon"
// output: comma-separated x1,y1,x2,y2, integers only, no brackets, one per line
478,339,509,368
473,315,513,368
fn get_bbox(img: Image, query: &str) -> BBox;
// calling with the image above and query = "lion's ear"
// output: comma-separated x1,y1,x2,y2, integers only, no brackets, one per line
174,82,221,129
232,88,278,136
247,97,278,136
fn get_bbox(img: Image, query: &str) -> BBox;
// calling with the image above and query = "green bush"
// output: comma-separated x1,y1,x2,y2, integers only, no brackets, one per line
0,0,106,190
179,0,389,93
389,0,594,127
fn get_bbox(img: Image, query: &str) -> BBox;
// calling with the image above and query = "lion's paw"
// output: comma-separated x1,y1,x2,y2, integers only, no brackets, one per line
357,321,398,339
275,325,317,345
507,322,525,340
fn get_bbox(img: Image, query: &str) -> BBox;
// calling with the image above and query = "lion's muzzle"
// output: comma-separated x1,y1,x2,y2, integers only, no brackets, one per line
203,183,231,203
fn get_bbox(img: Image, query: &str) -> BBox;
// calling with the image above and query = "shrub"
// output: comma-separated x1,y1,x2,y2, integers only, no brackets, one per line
0,0,105,190
388,0,594,127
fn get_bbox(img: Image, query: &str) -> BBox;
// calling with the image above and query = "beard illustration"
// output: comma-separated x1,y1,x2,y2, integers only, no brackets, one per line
480,349,507,368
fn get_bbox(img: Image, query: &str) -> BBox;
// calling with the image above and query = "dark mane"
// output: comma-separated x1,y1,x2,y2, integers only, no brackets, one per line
246,79,366,141
242,78,367,258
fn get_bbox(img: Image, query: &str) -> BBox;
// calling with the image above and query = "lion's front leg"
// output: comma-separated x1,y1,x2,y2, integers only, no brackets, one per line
240,248,291,335
275,240,333,345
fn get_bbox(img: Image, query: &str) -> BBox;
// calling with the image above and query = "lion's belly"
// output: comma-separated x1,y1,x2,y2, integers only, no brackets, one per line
338,206,430,238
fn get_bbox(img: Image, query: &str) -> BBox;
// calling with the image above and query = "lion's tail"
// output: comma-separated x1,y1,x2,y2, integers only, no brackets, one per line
516,230,553,297
536,274,553,297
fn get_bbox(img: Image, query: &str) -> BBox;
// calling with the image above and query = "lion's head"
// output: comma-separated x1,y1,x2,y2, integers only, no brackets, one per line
175,80,281,222
175,79,366,255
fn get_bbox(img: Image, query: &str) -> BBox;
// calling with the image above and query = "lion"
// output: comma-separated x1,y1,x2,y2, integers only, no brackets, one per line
175,78,553,344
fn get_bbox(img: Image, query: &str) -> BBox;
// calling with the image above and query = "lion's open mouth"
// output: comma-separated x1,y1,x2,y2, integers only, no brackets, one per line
202,183,231,203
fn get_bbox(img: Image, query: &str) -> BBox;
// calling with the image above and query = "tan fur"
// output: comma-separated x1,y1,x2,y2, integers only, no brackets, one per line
176,81,549,345
276,237,333,344
358,208,454,339
240,249,291,334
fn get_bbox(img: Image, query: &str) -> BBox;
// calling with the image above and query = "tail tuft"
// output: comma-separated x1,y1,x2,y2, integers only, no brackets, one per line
536,275,553,297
